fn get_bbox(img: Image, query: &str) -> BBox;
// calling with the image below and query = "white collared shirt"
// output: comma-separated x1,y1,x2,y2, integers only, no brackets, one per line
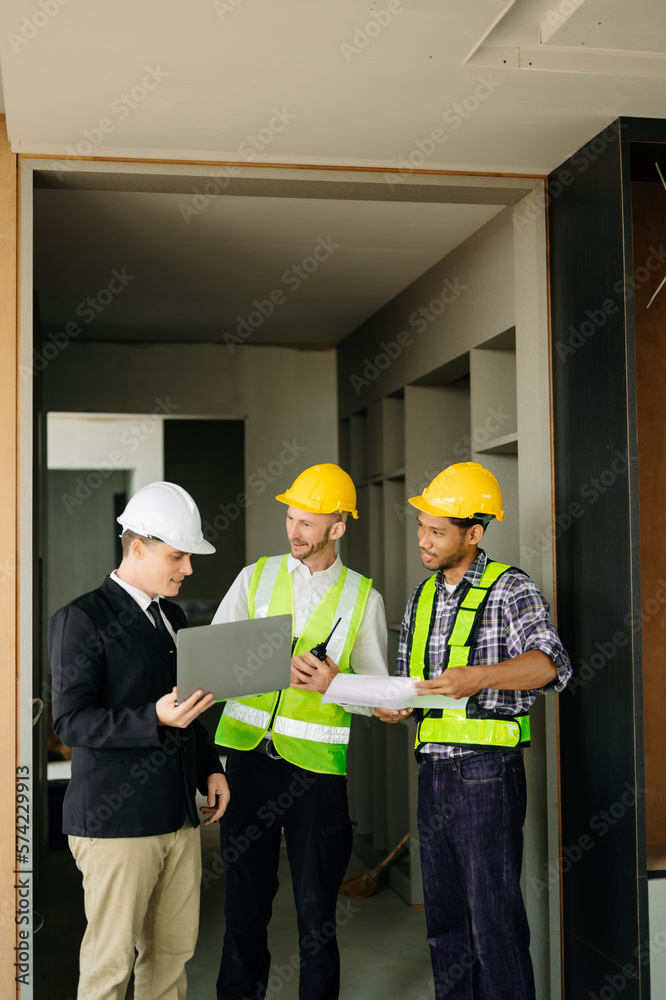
212,554,389,713
109,571,177,644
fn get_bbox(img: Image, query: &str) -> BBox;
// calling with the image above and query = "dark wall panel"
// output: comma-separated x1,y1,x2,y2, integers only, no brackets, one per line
550,119,651,1000
164,418,245,612
630,151,666,858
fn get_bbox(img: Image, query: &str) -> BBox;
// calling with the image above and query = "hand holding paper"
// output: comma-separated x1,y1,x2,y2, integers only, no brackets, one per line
413,665,485,700
322,675,415,711
321,674,469,711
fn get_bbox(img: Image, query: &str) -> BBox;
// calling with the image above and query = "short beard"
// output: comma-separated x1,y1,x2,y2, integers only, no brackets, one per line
429,535,468,572
291,527,331,562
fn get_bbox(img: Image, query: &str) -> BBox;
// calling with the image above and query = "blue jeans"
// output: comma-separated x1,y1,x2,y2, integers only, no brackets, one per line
417,750,535,1000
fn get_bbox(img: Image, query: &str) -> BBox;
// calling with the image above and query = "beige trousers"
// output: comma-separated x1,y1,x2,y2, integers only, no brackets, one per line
69,819,202,1000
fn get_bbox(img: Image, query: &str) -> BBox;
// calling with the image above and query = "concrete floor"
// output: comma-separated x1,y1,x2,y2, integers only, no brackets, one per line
35,803,436,1000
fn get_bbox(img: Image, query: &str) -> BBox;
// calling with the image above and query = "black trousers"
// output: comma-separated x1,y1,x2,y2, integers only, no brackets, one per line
216,748,353,1000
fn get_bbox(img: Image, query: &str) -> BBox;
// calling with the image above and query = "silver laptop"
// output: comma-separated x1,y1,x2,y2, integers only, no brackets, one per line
177,614,293,703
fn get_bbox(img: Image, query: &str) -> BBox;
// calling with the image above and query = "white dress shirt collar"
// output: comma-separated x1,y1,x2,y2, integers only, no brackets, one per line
109,570,159,612
286,552,344,584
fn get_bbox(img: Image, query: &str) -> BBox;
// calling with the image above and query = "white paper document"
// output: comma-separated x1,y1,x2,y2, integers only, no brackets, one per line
322,673,469,712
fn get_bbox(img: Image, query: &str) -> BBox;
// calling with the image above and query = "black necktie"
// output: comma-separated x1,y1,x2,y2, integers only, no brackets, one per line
147,601,175,655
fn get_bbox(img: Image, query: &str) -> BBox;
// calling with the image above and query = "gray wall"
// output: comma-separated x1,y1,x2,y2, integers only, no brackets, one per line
336,194,561,1000
337,207,514,416
42,343,338,564
47,468,128,617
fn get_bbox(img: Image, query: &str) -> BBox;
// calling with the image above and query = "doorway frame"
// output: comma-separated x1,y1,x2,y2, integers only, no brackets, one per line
12,152,556,1000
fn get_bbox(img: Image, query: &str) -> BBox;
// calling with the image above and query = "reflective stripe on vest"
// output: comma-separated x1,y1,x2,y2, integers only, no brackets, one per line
216,555,371,774
223,700,271,731
326,569,362,667
409,561,531,750
272,715,351,745
249,555,285,619
416,709,531,750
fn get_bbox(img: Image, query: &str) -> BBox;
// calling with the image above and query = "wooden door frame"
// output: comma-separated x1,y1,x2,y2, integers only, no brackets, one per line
10,150,560,999
0,117,23,999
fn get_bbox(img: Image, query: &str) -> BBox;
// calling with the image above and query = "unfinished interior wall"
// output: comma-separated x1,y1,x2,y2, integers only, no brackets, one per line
337,197,559,1000
47,468,129,615
21,158,556,999
41,343,338,563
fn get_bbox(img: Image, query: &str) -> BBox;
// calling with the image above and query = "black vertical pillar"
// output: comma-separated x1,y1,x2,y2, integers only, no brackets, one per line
550,118,649,1000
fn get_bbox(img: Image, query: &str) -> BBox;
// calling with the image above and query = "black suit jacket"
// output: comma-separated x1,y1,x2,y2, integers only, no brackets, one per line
49,576,222,838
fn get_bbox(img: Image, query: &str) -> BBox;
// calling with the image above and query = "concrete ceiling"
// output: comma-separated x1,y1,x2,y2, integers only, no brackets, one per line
33,187,504,345
3,0,666,172
6,0,666,346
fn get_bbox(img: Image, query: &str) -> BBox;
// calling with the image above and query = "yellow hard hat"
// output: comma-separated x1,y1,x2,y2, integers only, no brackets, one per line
408,462,505,522
276,463,359,519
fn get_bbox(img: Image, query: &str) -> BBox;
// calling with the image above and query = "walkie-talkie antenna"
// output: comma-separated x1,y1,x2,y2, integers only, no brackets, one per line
310,617,342,662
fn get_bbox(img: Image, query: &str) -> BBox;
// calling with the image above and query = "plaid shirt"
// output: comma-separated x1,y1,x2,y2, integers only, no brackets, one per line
395,548,571,759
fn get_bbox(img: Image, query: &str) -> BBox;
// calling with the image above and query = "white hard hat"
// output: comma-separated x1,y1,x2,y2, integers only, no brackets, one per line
117,481,215,555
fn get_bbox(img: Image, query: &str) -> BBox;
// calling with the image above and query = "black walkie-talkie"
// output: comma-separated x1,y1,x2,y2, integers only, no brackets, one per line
310,617,342,661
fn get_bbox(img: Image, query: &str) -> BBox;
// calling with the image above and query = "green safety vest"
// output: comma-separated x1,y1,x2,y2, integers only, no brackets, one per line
408,560,531,752
215,555,372,775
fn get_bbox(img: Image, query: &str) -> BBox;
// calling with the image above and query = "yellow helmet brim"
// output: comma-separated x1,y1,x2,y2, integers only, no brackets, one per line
408,494,505,522
408,495,458,517
276,492,359,519
275,463,359,518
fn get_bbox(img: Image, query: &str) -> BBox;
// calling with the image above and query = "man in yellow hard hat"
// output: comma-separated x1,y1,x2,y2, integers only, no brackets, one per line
376,462,571,1000
212,463,388,1000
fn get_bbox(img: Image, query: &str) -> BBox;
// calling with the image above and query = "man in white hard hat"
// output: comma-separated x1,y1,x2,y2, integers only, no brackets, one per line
375,463,571,1000
49,481,230,1000
212,463,388,1000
